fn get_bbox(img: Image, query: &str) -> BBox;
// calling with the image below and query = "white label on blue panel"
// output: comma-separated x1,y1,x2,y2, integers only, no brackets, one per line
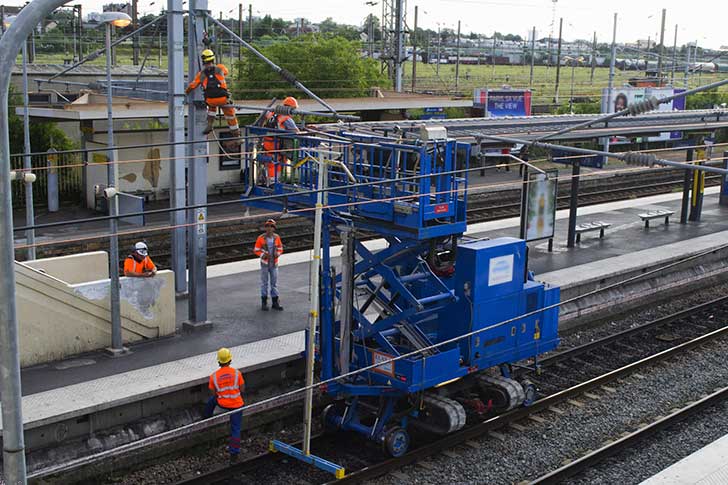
488,254,514,286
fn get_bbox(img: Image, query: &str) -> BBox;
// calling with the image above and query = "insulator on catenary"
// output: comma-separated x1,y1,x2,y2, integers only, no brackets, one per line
273,105,294,116
279,68,298,85
627,96,661,116
621,152,658,167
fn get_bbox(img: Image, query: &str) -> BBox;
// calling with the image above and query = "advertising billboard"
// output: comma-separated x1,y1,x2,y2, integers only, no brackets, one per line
524,170,558,242
600,87,686,141
474,88,532,117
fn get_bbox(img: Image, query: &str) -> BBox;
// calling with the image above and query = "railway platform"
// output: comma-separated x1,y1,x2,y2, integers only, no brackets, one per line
3,188,728,476
640,433,728,484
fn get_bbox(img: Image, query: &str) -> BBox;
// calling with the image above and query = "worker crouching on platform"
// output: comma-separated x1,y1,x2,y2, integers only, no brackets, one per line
185,49,240,143
258,96,300,185
205,348,245,460
123,242,157,278
254,219,284,311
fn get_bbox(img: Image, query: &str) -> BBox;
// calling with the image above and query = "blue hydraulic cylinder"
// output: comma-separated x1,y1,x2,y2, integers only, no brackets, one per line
721,151,728,207
320,213,335,381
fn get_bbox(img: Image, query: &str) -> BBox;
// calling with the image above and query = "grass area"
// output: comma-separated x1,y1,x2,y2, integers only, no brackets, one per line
402,62,728,102
23,47,728,108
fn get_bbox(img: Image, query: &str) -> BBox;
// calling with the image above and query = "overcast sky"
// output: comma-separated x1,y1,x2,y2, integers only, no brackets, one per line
14,0,728,49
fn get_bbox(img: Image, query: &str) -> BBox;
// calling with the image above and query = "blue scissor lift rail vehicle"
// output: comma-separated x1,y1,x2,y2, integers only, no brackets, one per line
240,124,560,461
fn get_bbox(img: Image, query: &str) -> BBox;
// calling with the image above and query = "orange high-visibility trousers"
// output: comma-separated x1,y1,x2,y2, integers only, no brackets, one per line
206,96,239,131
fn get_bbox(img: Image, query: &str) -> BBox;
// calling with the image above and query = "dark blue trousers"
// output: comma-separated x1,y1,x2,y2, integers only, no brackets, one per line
204,396,243,455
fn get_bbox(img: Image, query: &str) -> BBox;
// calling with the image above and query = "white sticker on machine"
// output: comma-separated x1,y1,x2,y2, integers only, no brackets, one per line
488,254,514,286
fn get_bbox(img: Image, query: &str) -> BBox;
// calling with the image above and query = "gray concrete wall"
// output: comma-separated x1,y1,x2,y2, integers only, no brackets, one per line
24,251,109,284
15,260,176,367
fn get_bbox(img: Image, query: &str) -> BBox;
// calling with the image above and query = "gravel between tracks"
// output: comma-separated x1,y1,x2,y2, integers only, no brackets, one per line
372,322,728,484
566,399,728,484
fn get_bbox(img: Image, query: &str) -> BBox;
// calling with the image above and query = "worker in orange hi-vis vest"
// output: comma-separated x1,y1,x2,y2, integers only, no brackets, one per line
185,49,240,139
123,242,157,278
253,219,284,311
258,96,300,184
204,348,245,461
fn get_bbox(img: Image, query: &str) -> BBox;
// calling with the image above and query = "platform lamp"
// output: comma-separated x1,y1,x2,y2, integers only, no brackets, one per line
4,15,36,260
96,11,131,355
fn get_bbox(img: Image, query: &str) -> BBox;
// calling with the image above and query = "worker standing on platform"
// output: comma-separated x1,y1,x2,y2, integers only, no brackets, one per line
258,97,301,184
185,49,240,138
204,348,245,460
123,242,157,278
254,219,284,311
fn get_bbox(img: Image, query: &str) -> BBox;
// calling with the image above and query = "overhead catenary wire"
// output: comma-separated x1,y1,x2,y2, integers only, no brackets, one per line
12,133,727,234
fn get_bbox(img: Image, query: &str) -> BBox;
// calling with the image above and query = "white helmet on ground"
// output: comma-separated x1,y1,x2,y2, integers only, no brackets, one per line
133,241,149,257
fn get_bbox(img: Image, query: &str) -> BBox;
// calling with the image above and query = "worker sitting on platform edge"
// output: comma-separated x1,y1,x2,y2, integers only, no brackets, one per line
254,219,284,311
257,96,300,185
123,242,157,278
185,49,240,143
204,348,245,460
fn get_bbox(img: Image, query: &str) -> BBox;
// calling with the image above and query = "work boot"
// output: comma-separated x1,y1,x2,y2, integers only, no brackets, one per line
229,453,240,464
261,296,269,311
272,297,283,311
203,117,215,135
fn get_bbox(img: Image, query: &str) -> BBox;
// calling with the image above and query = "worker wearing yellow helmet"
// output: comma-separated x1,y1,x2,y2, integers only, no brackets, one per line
185,49,240,141
203,347,245,459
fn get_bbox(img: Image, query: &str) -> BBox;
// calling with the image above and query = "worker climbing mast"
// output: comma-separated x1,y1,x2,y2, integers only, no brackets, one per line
185,48,240,150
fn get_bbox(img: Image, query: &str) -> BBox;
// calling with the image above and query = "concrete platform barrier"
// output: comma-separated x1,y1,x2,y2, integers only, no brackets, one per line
16,251,175,366
541,230,728,330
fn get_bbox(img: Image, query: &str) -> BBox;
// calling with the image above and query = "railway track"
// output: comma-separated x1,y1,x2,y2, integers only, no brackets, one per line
169,295,728,485
528,385,728,484
30,169,722,268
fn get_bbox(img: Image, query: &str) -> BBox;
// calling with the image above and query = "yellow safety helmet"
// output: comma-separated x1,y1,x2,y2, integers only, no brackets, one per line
201,49,215,63
217,347,232,364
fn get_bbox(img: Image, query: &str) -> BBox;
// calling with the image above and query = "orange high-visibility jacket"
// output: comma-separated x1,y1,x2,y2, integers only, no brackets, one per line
123,255,156,276
187,64,230,99
262,114,294,152
209,366,244,408
254,233,283,266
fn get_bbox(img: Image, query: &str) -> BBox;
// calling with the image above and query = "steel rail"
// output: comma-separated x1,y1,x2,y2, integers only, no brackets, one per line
328,323,728,484
529,386,728,484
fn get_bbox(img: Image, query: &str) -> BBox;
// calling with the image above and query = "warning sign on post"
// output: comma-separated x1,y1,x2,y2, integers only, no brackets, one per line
196,208,207,235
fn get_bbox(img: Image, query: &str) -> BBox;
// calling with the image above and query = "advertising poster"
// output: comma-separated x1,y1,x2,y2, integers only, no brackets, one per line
474,88,532,117
524,170,558,242
600,87,686,141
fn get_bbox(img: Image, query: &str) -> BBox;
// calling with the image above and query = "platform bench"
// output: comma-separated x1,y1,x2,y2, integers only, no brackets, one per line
212,182,246,195
575,221,611,243
638,209,674,228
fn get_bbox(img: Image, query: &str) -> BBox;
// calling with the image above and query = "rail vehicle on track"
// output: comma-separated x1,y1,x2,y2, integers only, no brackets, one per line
240,124,560,458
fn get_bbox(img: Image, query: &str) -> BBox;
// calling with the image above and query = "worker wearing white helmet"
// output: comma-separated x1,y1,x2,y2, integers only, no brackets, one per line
123,241,157,278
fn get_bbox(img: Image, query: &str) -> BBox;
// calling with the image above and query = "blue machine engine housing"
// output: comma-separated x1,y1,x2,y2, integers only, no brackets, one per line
346,237,560,394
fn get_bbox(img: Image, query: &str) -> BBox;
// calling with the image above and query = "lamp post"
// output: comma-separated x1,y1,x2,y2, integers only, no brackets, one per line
97,11,131,355
5,15,35,260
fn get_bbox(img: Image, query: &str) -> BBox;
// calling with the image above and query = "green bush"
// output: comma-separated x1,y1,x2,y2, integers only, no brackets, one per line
233,35,388,99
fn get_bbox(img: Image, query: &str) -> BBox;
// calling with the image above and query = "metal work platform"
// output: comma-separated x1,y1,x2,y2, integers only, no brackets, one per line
640,433,728,484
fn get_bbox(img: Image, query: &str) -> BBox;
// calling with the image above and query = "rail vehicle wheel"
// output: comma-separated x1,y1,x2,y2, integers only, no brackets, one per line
321,402,344,432
383,426,410,458
520,380,538,407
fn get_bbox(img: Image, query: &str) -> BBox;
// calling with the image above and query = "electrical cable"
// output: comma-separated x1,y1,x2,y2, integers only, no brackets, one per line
13,154,727,249
13,139,725,234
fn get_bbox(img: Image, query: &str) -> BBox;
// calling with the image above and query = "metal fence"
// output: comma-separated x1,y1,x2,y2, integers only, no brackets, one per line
10,150,84,209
